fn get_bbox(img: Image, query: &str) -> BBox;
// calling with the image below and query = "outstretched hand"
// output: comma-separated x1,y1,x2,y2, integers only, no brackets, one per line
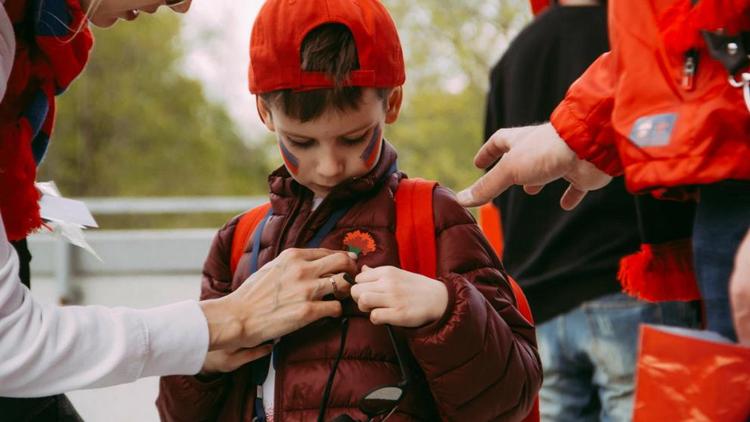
351,265,448,327
200,248,357,352
457,122,612,210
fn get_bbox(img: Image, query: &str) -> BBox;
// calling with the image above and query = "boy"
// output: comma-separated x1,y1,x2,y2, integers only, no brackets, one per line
156,0,541,420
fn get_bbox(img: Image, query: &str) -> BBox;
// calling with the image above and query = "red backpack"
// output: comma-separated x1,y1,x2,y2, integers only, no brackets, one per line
229,178,539,421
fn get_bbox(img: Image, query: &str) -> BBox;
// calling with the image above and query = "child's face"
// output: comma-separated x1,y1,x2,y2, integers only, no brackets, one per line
259,87,403,199
80,0,191,28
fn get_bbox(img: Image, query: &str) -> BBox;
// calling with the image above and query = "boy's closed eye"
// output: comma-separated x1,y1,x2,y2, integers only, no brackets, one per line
284,129,372,149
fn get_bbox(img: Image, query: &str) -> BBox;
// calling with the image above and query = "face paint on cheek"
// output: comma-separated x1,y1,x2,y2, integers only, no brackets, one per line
279,140,300,175
360,126,382,168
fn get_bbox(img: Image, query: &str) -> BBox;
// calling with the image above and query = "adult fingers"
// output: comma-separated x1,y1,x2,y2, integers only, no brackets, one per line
309,251,358,278
524,185,545,195
560,184,588,211
231,344,273,367
474,129,512,169
299,300,343,323
310,272,352,300
457,160,515,207
279,247,347,263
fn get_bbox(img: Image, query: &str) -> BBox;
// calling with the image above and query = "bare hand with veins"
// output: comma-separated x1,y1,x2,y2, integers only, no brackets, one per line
199,248,356,374
457,122,612,210
351,265,448,327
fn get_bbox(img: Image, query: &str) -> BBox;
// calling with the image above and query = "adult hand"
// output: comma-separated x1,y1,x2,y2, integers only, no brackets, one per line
200,248,357,351
351,265,448,327
200,344,272,375
730,229,750,346
457,122,612,210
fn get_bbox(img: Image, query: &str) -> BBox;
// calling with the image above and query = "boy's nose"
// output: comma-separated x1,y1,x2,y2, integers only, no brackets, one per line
317,154,345,180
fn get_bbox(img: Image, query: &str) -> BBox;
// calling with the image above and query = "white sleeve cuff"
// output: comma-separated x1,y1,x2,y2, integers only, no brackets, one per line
138,300,209,377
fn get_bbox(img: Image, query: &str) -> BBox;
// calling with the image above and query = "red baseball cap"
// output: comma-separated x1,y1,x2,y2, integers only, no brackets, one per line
248,0,405,94
530,0,551,15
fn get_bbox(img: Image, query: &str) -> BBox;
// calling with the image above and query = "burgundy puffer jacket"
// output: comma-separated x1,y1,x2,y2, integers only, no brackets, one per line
156,142,541,421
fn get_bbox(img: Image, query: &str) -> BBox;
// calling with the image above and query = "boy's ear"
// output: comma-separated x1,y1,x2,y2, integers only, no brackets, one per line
256,96,275,131
384,86,403,124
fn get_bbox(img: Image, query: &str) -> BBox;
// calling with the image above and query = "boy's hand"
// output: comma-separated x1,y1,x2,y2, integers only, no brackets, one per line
351,265,448,327
200,344,273,375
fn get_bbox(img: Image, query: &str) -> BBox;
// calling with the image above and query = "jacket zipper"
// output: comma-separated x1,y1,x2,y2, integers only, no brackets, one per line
682,49,699,91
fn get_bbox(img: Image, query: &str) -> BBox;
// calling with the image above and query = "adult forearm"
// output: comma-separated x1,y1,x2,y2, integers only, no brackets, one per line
0,212,209,397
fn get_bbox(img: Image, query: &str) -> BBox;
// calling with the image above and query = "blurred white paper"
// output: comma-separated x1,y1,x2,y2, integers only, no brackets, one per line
53,222,102,262
38,190,98,228
36,181,101,260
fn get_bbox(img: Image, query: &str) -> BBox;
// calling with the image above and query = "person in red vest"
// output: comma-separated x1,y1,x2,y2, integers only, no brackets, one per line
157,1,541,420
482,0,700,419
0,0,359,420
461,0,750,343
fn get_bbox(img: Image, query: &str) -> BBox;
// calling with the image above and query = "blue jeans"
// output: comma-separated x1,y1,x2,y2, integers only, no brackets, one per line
537,293,699,422
693,181,750,341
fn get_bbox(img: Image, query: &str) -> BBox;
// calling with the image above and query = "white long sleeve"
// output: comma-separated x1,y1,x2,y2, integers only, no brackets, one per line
0,0,15,101
0,212,209,397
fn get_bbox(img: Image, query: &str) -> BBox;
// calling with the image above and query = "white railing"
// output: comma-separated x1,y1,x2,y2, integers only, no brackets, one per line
28,196,266,303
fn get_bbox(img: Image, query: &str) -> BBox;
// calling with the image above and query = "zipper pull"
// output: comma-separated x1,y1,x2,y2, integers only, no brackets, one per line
682,50,698,91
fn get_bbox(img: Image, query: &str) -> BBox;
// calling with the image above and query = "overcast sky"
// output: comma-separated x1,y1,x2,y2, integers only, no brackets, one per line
180,0,267,140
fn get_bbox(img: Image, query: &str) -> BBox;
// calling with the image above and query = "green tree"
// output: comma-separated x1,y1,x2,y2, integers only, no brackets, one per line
384,0,529,191
39,12,271,199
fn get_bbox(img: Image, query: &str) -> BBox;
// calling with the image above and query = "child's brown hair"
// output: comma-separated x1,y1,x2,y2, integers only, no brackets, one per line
260,24,389,122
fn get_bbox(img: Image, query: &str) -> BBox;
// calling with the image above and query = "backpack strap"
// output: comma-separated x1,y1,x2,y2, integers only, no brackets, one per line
394,178,534,326
394,178,539,422
478,203,504,258
230,202,272,275
394,178,438,280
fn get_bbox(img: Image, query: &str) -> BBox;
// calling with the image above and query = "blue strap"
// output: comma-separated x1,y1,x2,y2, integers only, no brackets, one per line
249,208,273,274
306,207,350,248
254,396,267,422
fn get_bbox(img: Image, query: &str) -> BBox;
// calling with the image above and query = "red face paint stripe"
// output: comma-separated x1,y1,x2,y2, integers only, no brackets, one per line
361,126,382,168
279,140,300,174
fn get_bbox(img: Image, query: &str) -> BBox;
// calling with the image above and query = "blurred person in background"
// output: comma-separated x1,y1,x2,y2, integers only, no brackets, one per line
462,0,750,344
483,0,699,419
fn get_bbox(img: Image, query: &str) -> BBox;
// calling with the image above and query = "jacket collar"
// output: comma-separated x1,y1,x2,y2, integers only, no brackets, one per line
268,140,399,212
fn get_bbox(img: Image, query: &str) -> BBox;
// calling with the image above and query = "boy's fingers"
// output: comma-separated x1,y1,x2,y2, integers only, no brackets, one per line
354,265,385,284
370,308,399,326
354,292,390,313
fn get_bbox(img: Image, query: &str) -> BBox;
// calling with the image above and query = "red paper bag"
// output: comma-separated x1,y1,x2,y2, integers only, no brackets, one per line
633,324,750,421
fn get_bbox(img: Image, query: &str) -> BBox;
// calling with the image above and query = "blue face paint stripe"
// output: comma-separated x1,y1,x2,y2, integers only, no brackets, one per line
360,126,381,161
279,139,300,169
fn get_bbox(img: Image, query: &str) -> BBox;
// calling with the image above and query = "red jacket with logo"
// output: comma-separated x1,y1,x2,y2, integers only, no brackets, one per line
550,0,750,193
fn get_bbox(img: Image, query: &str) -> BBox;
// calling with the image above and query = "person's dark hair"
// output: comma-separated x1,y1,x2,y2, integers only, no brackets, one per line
260,24,388,122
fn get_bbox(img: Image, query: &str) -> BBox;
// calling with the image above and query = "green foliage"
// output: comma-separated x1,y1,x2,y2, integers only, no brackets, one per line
383,0,529,192
37,2,530,228
38,12,271,199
